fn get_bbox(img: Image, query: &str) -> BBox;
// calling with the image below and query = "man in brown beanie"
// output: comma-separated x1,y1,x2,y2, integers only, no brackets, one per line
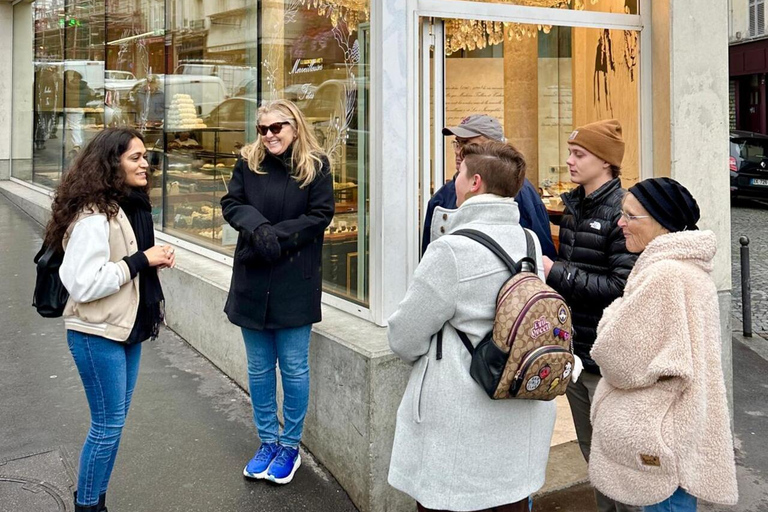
543,119,639,512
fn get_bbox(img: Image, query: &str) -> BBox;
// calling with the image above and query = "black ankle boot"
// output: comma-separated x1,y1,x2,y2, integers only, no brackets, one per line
73,491,101,512
98,493,108,512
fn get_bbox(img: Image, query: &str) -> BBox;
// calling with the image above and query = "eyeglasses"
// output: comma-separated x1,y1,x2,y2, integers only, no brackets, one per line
620,210,650,222
451,139,471,151
257,121,291,136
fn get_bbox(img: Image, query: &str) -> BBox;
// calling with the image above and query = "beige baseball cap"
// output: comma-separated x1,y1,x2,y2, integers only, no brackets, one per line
442,114,506,142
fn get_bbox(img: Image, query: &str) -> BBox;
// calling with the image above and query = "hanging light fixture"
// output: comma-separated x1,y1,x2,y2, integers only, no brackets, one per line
444,0,599,55
299,0,370,32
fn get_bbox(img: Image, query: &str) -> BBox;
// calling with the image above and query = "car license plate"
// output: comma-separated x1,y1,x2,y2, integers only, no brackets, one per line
752,178,768,186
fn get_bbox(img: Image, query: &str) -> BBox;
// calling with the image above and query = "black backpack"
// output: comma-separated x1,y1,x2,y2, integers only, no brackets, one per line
33,244,69,318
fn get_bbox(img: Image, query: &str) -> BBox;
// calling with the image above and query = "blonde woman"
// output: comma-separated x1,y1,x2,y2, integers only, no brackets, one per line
221,99,335,484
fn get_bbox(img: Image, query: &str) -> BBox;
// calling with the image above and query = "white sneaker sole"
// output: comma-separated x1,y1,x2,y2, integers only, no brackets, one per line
243,465,270,480
266,454,301,485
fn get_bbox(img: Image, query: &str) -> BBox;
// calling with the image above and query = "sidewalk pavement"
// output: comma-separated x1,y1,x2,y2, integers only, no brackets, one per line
0,195,358,511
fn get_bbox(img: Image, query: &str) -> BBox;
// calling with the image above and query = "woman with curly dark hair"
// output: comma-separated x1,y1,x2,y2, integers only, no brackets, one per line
46,127,175,512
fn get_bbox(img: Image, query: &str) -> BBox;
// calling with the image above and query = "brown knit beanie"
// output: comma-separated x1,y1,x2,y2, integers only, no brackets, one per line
567,119,625,168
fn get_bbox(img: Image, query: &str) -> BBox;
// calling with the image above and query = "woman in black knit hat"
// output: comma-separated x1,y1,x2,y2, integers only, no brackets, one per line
620,177,701,252
587,177,738,511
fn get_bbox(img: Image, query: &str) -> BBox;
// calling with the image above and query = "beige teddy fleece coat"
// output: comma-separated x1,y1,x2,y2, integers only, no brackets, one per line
589,230,738,506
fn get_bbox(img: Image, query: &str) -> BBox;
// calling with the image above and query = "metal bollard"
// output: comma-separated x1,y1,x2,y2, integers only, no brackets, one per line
740,236,752,338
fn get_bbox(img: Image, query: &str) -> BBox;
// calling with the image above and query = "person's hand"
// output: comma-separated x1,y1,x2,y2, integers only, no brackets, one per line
248,224,281,264
571,355,584,383
542,256,554,279
144,245,174,268
158,245,177,269
235,225,281,266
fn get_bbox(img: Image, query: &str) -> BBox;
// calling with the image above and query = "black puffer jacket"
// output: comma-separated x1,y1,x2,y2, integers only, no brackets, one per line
547,178,637,374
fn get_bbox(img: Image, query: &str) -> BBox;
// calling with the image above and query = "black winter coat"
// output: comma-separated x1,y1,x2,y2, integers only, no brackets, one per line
546,178,637,374
221,148,335,330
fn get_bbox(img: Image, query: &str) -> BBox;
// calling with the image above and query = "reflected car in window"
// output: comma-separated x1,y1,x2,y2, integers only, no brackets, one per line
730,130,768,200
200,97,259,156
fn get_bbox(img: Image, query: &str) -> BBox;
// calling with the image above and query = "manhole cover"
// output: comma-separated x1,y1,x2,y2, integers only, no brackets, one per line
0,476,67,512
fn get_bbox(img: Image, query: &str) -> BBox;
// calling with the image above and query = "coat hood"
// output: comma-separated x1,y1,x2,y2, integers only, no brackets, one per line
631,230,717,276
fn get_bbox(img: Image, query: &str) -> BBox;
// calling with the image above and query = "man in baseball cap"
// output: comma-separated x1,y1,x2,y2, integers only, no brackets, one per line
423,114,556,259
442,114,507,174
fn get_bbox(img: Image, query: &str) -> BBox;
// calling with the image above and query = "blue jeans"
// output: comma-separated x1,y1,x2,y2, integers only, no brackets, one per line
66,330,142,507
241,325,312,449
644,488,697,512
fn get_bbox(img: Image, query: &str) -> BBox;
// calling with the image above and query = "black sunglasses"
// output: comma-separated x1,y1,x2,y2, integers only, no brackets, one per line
257,121,291,136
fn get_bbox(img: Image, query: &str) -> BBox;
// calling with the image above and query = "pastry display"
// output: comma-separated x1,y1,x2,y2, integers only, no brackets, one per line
166,94,207,130
324,214,360,236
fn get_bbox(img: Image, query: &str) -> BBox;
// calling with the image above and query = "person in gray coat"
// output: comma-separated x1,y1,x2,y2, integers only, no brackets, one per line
388,142,557,512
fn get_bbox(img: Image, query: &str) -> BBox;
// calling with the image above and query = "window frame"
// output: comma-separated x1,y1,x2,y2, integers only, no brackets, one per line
372,0,653,326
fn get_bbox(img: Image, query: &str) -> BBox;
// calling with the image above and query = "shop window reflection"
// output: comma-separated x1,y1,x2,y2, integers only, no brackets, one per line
24,0,371,308
261,3,370,306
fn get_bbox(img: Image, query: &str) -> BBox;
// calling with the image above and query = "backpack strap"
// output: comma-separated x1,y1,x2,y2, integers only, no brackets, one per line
453,228,538,275
435,325,475,360
436,229,539,360
452,229,517,273
522,229,538,274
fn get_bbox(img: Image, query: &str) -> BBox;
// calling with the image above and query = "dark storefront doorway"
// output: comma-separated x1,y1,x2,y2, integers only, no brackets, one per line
731,39,768,134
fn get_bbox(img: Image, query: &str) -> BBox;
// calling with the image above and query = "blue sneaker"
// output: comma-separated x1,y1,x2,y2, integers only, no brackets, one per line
266,445,301,484
243,442,281,479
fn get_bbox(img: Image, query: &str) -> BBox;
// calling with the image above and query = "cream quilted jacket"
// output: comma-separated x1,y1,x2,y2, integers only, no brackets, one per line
589,230,738,506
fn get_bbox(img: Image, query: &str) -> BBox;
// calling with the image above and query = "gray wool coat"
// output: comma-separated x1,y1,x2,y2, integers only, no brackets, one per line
387,194,556,511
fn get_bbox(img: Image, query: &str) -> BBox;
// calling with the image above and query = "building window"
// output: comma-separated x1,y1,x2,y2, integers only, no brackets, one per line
750,0,765,37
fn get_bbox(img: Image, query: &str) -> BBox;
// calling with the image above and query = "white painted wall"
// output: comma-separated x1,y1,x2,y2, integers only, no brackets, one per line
729,0,768,43
11,2,34,163
731,0,749,42
0,2,13,174
370,0,411,325
669,0,732,293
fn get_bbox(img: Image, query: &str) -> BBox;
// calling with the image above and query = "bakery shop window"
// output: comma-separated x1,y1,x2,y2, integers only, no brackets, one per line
261,1,371,307
153,0,257,247
440,12,639,243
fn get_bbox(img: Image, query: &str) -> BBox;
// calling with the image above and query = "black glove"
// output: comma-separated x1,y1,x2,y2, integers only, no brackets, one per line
236,224,281,265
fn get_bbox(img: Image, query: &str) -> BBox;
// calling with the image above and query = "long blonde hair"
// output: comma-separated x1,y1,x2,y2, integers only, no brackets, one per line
240,99,327,188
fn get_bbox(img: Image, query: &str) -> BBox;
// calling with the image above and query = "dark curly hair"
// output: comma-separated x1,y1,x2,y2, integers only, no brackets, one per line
44,127,147,250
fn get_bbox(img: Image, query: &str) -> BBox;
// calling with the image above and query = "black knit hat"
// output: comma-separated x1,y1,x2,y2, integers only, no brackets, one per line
628,178,700,233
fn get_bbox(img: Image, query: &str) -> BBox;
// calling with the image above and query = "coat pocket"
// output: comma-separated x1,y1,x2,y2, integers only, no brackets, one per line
592,385,677,473
302,241,318,280
411,357,430,424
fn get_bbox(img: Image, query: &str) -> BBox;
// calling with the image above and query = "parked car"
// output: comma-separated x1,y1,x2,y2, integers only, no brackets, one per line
175,63,258,97
730,130,768,199
200,96,259,155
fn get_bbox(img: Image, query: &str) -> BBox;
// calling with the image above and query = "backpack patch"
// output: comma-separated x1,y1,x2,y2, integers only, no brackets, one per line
530,317,552,339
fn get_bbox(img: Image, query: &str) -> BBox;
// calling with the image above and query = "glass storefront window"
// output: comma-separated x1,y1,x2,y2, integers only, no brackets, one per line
14,0,371,308
441,0,638,15
261,2,371,306
439,20,640,207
